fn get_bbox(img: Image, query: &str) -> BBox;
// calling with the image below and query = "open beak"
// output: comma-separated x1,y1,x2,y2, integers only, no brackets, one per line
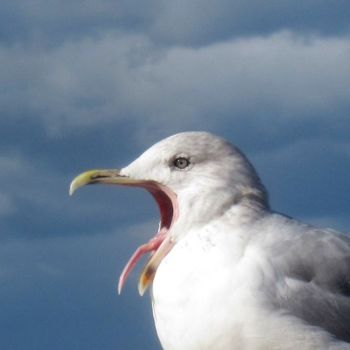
69,169,178,296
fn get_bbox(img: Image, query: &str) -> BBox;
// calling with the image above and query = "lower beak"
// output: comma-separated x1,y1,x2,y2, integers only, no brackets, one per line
138,234,174,296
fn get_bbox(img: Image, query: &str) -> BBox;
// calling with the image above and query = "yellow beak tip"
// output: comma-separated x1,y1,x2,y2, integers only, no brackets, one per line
69,184,75,196
69,177,84,196
138,273,152,296
68,170,100,197
138,284,146,297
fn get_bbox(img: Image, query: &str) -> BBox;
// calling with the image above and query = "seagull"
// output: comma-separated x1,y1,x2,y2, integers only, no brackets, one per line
70,131,350,350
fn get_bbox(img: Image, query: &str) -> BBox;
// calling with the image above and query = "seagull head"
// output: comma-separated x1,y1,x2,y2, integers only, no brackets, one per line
69,131,268,295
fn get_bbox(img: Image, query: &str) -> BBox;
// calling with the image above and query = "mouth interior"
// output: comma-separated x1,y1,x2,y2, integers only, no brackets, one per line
117,181,178,293
148,183,177,230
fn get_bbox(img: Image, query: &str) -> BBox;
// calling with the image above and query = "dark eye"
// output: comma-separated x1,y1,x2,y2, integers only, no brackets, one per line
173,157,190,169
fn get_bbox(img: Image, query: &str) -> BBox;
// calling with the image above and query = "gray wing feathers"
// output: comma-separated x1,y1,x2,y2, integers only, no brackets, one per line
267,217,350,342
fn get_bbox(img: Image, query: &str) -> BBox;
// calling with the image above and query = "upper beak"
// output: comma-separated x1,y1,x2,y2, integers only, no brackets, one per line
69,169,143,196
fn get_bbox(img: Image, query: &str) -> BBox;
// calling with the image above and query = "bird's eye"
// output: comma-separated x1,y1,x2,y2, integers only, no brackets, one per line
173,157,190,169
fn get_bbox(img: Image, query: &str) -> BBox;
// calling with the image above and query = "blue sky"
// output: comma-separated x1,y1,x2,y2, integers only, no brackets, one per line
1,1,350,349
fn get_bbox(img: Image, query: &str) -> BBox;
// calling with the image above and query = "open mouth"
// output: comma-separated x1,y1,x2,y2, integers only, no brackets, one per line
118,181,179,295
69,170,179,295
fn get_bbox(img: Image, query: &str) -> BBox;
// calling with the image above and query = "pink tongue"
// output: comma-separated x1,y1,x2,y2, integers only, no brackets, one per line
118,229,167,294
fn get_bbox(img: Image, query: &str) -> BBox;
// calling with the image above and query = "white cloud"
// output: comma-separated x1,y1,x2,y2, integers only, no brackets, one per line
1,31,349,139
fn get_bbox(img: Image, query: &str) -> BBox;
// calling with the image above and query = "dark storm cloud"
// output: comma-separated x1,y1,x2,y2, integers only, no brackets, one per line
0,0,349,47
151,0,350,46
250,137,350,232
0,0,159,46
0,224,161,350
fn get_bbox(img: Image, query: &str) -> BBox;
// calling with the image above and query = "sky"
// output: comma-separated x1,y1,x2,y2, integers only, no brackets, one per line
0,1,350,349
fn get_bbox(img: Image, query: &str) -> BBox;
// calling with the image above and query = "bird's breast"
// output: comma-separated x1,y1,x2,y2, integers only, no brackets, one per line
151,227,252,350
